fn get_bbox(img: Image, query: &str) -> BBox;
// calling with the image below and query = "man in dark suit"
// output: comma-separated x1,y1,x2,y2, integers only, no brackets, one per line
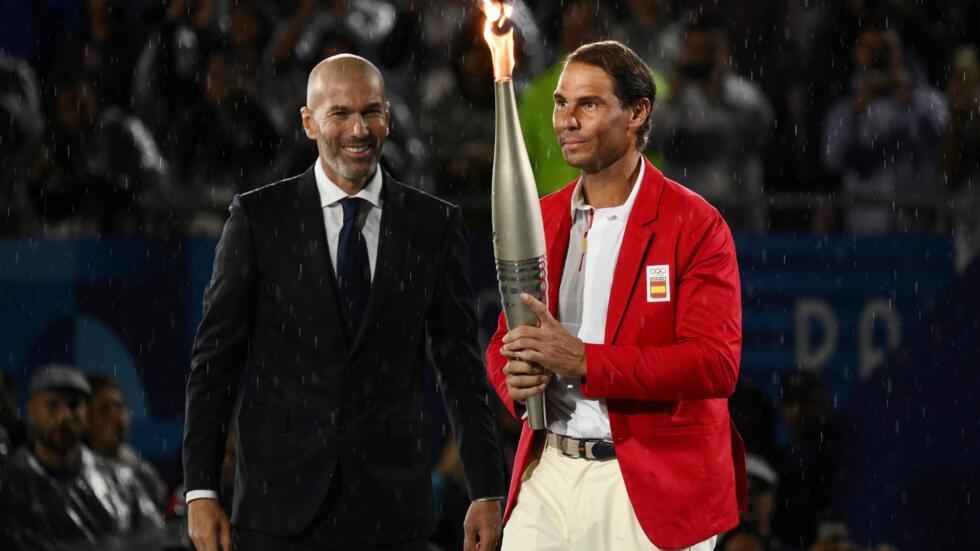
183,54,505,551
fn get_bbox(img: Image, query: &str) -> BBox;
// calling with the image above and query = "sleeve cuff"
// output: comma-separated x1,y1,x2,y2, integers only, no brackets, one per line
474,496,505,502
186,489,220,502
580,344,602,398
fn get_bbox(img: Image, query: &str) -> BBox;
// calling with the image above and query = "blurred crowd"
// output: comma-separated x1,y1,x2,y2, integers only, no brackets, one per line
1,0,978,264
1,366,175,550
0,364,247,550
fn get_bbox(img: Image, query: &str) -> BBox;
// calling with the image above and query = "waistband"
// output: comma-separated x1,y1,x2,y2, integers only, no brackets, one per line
545,431,616,461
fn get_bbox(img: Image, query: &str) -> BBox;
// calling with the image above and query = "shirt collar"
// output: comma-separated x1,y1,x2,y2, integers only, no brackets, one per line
314,157,383,209
569,157,646,219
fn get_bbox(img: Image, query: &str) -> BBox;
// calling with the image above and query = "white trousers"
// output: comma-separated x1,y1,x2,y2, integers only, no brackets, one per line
501,444,718,551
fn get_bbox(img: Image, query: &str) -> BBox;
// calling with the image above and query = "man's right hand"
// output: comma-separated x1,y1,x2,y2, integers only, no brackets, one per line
188,498,232,551
502,359,551,404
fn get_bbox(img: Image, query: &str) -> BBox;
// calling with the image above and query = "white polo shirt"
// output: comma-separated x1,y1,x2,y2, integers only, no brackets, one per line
546,159,644,439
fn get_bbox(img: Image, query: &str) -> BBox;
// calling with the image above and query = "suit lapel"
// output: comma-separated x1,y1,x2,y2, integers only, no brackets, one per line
297,166,349,353
604,158,666,344
349,172,415,355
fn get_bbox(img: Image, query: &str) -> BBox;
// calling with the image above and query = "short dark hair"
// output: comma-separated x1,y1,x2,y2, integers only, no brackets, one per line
565,41,657,150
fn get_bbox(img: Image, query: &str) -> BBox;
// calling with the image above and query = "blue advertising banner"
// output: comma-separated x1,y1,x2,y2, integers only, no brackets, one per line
735,235,954,399
0,239,191,479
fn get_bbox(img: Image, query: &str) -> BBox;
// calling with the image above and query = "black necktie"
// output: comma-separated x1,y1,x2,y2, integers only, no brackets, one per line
336,197,371,340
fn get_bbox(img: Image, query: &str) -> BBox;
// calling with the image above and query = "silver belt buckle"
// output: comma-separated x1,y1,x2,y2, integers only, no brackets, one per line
565,436,583,458
556,433,589,459
549,432,574,458
582,440,598,460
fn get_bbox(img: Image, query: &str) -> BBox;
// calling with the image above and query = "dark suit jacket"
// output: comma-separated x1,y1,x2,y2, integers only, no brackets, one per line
183,166,504,543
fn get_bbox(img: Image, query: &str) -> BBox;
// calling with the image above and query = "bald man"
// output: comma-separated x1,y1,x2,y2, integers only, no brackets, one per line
183,55,505,551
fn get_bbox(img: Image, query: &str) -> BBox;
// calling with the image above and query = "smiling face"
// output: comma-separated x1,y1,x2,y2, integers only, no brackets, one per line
302,56,389,191
553,61,639,174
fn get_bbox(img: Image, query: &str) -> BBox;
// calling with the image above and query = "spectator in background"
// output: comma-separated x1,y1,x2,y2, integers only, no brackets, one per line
168,48,279,234
76,0,151,110
942,46,980,271
649,18,774,233
263,0,341,132
822,25,949,234
131,0,218,141
610,0,681,77
730,375,784,545
0,371,26,456
518,0,615,195
423,15,496,196
85,373,168,510
27,69,174,236
224,1,293,133
2,365,162,550
874,0,964,90
377,0,429,102
773,370,841,549
806,513,897,551
281,0,398,74
717,526,770,551
729,378,780,467
679,0,808,233
417,0,470,58
743,454,783,550
0,53,43,235
807,512,856,551
222,2,273,78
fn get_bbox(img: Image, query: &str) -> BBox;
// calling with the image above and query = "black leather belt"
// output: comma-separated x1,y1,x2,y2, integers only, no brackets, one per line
546,431,616,461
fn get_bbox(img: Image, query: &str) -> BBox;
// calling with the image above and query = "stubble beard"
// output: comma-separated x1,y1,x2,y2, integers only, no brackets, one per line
43,425,81,455
321,139,382,184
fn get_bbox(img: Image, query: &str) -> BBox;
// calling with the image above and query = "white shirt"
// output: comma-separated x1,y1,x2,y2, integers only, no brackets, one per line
186,159,383,503
314,158,384,280
546,160,644,439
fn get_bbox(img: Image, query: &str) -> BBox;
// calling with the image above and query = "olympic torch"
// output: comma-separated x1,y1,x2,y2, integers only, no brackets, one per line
482,0,547,429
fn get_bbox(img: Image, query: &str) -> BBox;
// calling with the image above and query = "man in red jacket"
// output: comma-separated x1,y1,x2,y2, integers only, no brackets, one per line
487,40,746,550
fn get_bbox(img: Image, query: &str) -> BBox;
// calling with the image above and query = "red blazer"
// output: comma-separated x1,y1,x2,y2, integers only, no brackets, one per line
486,158,747,549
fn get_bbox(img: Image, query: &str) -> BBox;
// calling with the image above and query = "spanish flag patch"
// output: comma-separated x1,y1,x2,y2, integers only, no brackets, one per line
646,265,670,302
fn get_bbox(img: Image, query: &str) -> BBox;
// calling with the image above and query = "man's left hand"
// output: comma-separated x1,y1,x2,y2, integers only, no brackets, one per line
500,293,587,378
463,499,502,551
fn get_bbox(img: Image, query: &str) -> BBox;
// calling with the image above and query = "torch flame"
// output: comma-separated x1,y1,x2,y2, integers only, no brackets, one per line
481,0,515,81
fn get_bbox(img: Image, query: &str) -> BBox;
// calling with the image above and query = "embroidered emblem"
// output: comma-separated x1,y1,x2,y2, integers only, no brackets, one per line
646,265,670,302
